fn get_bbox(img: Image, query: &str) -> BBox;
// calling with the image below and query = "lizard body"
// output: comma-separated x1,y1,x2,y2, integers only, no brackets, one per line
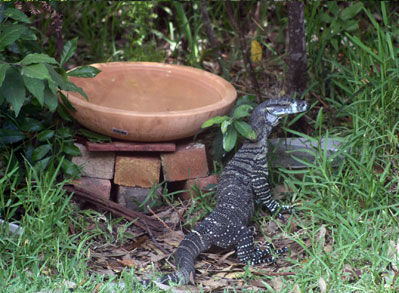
157,97,308,285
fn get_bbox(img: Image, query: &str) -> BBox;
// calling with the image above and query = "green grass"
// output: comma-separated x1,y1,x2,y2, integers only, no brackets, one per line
0,162,93,292
270,4,399,291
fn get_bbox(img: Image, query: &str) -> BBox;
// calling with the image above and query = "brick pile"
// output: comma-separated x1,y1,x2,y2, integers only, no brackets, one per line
71,141,217,211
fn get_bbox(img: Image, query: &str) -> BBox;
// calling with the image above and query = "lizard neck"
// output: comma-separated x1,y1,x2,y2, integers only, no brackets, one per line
254,124,271,149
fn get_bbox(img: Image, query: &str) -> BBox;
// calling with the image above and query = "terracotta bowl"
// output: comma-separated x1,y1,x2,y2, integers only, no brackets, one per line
65,62,237,142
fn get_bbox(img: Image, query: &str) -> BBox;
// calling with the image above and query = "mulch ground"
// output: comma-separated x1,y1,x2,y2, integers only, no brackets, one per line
76,197,313,292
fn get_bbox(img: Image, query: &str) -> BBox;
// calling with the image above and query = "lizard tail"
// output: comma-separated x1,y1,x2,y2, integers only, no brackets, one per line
160,230,209,285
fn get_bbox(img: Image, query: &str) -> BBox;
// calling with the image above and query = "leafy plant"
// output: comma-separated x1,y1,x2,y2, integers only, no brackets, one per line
56,2,163,63
0,4,100,180
306,2,366,97
202,95,258,153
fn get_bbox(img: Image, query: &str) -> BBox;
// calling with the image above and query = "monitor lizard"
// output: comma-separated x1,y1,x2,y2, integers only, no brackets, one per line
147,97,309,286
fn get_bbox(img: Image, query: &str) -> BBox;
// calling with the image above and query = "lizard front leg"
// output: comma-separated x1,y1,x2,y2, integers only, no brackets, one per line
252,165,291,219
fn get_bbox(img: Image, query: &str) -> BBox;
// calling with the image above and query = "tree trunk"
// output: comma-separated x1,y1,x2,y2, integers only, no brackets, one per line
286,2,307,96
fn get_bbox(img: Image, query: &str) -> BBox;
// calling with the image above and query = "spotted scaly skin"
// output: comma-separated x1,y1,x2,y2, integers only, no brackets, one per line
157,97,309,285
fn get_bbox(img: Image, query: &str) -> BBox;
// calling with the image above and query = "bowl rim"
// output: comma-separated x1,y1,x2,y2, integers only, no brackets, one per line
64,62,237,117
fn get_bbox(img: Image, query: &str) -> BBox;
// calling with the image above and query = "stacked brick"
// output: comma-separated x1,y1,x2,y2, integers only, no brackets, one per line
71,141,217,211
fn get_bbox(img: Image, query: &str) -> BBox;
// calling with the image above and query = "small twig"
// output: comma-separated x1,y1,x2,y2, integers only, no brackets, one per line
177,197,190,231
161,193,185,228
312,92,331,111
225,0,262,103
144,221,169,255
147,205,184,241
251,16,265,33
255,271,296,277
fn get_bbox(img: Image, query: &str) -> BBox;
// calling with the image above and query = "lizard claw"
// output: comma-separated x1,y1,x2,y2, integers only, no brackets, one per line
275,205,293,219
280,205,293,213
276,212,285,220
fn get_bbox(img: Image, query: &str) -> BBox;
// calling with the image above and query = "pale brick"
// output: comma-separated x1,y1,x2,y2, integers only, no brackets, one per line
161,143,209,182
181,174,218,200
72,143,115,179
114,155,160,188
71,177,111,200
117,185,162,211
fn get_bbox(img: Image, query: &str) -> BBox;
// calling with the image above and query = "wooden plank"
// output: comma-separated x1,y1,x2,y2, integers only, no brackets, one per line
86,141,176,152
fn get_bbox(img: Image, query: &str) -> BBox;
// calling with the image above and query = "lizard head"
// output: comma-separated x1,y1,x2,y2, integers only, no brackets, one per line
250,97,308,136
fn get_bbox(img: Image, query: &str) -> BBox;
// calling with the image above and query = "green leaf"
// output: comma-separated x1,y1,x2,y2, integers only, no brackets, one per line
235,95,257,108
19,53,58,65
223,126,237,152
48,79,57,95
340,3,363,21
234,120,257,141
47,65,88,99
60,38,78,66
46,65,67,85
319,13,332,24
327,2,339,16
232,104,253,119
0,24,26,50
58,91,76,112
57,103,73,122
32,144,51,161
67,66,101,78
18,117,43,132
221,119,232,134
20,28,37,41
23,76,45,105
61,158,80,178
43,84,58,112
21,64,51,80
58,127,73,138
0,67,26,117
78,128,111,142
34,157,51,171
37,130,55,142
25,143,34,162
4,8,31,23
0,129,26,144
342,20,359,32
201,115,229,128
63,143,81,156
0,63,10,88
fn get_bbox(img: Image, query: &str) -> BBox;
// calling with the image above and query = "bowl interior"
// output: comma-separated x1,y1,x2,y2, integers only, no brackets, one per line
68,63,230,113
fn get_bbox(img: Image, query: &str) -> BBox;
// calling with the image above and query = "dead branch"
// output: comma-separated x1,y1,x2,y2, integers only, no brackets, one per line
64,185,163,231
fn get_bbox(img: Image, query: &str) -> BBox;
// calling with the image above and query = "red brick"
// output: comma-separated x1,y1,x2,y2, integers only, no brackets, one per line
181,174,218,200
114,155,161,188
161,143,209,182
71,177,111,200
